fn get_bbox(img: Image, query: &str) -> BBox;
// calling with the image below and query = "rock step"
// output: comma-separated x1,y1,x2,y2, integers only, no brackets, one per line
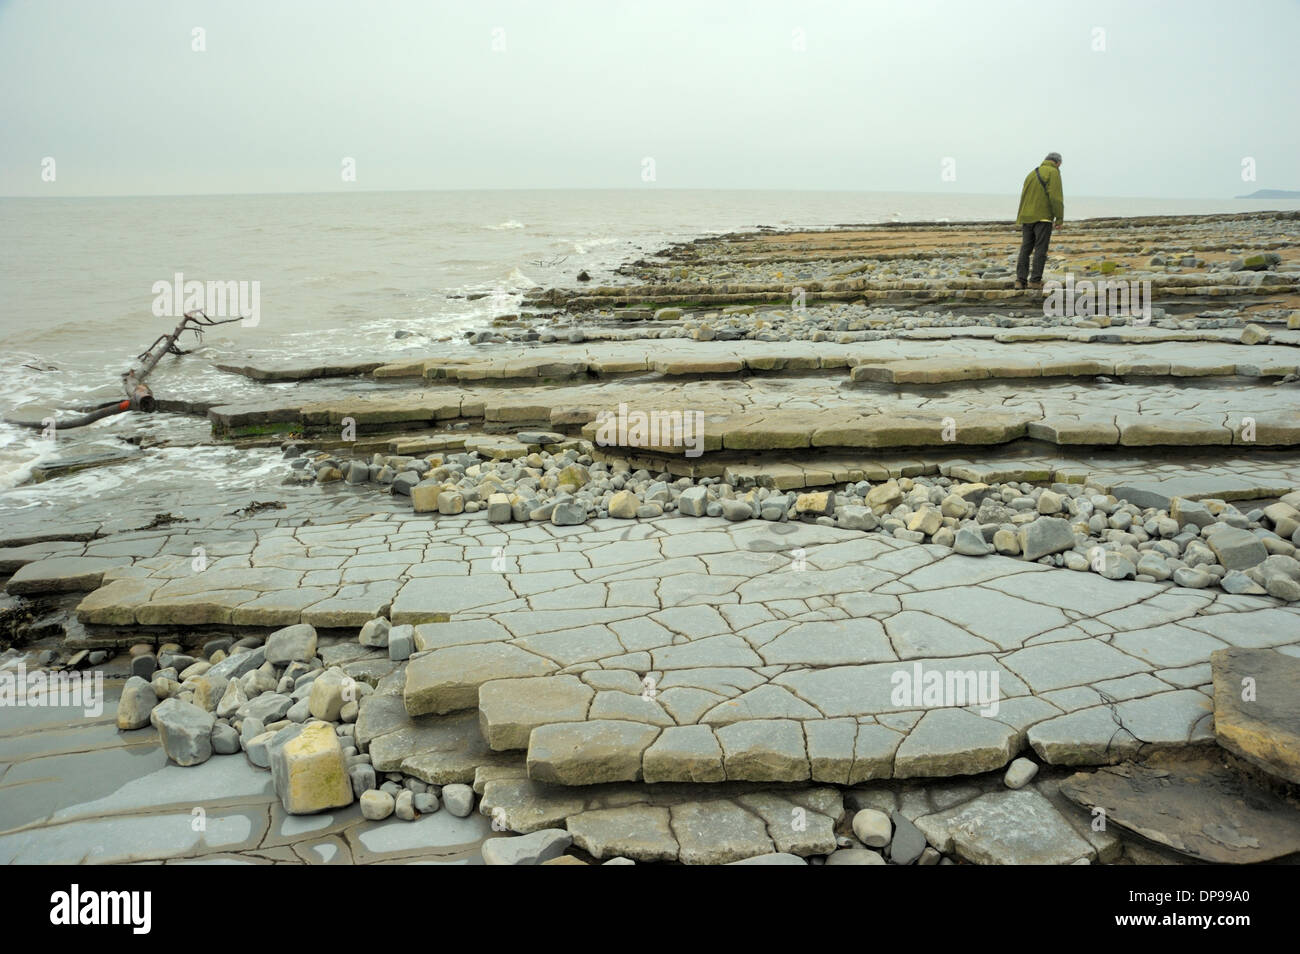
210,329,1300,384
579,409,1300,455
368,350,1299,384
213,358,387,381
211,367,1300,450
551,287,1297,312
213,398,1300,451
500,703,1214,786
591,451,1300,498
477,776,845,862
526,274,1297,301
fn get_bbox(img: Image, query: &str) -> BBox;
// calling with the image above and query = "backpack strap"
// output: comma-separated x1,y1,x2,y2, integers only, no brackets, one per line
1034,167,1057,219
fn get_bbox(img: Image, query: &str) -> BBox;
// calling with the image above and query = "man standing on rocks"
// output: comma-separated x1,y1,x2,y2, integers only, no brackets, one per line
1015,152,1064,290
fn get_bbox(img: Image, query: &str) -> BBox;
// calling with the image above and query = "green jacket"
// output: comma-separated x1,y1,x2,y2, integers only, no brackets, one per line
1016,162,1064,226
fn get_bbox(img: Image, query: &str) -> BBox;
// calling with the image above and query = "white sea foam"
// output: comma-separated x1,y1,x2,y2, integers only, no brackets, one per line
573,236,620,255
0,438,55,491
486,219,525,230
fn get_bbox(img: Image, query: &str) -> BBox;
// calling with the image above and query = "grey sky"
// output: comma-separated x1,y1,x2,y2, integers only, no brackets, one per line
2,0,1297,198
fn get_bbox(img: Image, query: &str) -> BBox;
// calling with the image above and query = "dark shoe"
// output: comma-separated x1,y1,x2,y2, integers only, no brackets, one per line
1028,280,1044,290
1014,279,1027,291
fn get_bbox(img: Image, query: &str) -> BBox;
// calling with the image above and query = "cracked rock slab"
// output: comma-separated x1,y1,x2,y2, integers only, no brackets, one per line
643,725,726,783
478,675,594,751
893,708,1020,778
715,719,810,782
669,799,774,865
527,720,662,785
568,805,678,862
6,555,125,595
1027,690,1215,766
941,789,1095,865
404,644,558,716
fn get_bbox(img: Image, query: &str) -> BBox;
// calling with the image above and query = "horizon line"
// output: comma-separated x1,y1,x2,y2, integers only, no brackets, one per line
1,186,1292,202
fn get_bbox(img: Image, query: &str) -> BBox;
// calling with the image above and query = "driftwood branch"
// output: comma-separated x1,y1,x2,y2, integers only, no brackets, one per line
122,310,244,409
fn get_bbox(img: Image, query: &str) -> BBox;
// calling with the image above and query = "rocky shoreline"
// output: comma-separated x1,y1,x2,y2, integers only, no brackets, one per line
3,211,1300,865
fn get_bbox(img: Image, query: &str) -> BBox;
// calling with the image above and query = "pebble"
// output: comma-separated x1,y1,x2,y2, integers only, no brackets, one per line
348,763,377,796
851,808,892,848
210,722,240,755
1004,756,1039,789
394,789,418,820
360,789,395,821
413,792,440,814
388,625,415,661
888,811,927,865
441,783,475,818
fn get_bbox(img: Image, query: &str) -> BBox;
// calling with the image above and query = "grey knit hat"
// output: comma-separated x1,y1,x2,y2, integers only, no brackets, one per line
1045,152,1062,162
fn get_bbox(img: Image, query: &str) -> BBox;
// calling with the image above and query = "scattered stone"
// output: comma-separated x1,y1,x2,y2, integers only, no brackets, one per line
851,808,891,848
360,789,395,820
394,789,418,820
1004,757,1039,789
442,783,475,817
269,722,355,815
359,617,390,648
264,623,318,665
388,625,415,661
150,698,215,766
210,722,240,754
308,669,354,722
1018,517,1076,561
116,676,157,730
888,810,927,865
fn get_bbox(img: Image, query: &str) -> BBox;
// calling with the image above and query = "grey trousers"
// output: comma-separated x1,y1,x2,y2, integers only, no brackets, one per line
1017,222,1053,282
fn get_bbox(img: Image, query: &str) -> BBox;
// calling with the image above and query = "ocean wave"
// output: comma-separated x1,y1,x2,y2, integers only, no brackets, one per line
572,236,621,255
486,220,525,230
504,268,537,288
0,434,56,491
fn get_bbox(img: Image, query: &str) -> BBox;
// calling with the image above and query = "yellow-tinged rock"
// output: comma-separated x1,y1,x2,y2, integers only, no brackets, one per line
1241,323,1269,345
906,508,942,536
558,463,590,488
411,483,443,513
272,722,354,815
189,673,228,712
794,491,834,516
